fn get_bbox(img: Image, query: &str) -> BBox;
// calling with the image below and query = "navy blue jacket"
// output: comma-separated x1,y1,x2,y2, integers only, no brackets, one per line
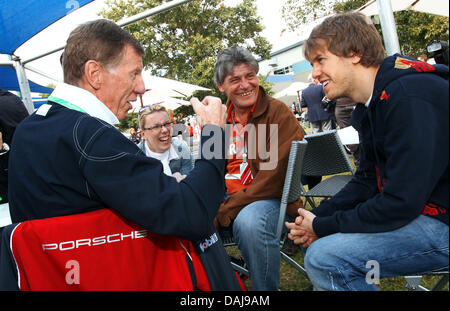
301,83,332,122
7,102,246,290
312,54,449,237
8,102,224,242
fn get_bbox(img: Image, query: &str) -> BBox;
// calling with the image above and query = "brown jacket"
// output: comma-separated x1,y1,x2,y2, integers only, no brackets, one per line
216,87,304,226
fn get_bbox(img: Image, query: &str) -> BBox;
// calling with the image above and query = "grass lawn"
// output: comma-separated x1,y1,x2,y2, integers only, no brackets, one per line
226,244,448,291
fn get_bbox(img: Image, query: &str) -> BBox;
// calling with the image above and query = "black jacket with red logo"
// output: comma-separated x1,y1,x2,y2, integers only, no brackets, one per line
312,54,448,237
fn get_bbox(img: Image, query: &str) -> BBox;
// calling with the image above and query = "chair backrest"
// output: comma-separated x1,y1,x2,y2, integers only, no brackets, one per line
302,130,355,176
0,208,211,291
276,140,308,239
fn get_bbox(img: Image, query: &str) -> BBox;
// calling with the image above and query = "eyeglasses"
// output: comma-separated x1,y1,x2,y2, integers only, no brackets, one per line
143,121,173,132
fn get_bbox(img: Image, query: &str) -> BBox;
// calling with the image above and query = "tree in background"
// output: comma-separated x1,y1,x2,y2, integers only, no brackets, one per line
282,0,448,58
39,83,56,98
117,112,139,132
101,0,272,97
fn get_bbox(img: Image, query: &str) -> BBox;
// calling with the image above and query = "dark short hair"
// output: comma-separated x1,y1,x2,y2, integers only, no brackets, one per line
63,19,144,85
214,46,259,86
304,12,385,67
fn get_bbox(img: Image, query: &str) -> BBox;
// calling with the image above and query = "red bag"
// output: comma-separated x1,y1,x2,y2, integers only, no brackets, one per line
9,208,211,290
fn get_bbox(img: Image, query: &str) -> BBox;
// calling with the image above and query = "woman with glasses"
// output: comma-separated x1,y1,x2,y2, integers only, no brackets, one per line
137,104,193,182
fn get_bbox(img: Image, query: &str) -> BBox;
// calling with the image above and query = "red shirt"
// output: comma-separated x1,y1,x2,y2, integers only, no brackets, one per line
225,102,256,194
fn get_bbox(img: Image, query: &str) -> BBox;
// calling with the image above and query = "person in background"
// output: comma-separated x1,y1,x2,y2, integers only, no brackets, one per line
417,54,428,63
334,97,360,167
137,104,192,182
129,127,140,144
301,74,334,133
286,12,448,290
0,89,29,204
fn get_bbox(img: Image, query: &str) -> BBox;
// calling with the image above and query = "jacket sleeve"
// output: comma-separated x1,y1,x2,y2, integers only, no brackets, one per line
80,124,225,242
216,105,304,226
312,82,449,237
176,138,194,175
311,166,379,219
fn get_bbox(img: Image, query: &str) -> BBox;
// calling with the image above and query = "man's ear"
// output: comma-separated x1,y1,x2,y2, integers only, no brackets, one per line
83,60,103,90
217,82,225,94
349,51,362,65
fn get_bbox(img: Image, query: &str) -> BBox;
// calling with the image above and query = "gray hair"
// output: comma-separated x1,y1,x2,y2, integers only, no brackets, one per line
214,46,259,87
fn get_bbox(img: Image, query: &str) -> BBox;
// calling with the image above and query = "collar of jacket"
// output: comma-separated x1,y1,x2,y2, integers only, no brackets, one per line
225,86,269,123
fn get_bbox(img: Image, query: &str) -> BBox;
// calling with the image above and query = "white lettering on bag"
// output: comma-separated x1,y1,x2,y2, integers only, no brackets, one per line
41,230,148,252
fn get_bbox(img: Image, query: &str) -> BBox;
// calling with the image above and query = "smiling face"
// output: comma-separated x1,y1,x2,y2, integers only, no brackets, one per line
308,46,359,101
97,44,145,120
141,110,173,153
217,63,259,115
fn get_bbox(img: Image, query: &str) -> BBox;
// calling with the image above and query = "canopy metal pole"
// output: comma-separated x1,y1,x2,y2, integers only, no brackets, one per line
22,0,196,65
377,0,401,55
24,64,60,82
117,0,194,27
12,58,34,114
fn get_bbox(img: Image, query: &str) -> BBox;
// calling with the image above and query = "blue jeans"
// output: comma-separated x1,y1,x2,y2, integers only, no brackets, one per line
232,199,280,291
304,215,449,290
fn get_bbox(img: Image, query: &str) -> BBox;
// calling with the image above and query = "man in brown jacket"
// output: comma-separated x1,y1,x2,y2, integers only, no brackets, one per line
213,46,304,290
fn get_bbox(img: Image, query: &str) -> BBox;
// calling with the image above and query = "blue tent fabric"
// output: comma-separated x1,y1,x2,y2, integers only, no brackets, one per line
0,0,94,54
0,66,54,94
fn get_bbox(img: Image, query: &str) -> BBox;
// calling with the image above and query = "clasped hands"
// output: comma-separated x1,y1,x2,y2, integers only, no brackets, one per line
285,208,319,248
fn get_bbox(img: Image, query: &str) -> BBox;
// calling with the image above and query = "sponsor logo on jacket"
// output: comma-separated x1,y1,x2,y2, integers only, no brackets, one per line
394,57,436,72
379,90,390,102
199,233,218,253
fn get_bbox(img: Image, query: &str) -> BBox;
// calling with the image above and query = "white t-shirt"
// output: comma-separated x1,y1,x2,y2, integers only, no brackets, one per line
144,142,179,176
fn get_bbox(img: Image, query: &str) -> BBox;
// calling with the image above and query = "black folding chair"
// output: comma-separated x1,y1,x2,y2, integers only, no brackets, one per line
301,130,355,209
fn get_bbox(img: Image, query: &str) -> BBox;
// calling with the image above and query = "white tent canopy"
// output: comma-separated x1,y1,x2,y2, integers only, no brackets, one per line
273,82,310,99
358,0,449,17
132,94,191,112
142,74,210,98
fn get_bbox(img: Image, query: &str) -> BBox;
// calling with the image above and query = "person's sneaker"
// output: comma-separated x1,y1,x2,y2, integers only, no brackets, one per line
281,236,299,256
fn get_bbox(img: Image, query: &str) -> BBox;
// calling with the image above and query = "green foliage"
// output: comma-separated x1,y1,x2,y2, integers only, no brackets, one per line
281,0,334,29
394,10,449,57
101,0,272,97
281,0,449,59
39,83,56,98
173,104,194,122
116,111,139,132
258,74,274,96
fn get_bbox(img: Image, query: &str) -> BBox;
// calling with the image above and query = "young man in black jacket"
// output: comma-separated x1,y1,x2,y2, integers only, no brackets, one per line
286,12,448,290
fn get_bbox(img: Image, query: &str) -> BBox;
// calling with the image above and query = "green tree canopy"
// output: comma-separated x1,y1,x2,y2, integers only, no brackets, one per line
101,0,272,96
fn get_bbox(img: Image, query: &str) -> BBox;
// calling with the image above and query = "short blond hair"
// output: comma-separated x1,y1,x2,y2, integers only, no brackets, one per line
138,104,168,130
